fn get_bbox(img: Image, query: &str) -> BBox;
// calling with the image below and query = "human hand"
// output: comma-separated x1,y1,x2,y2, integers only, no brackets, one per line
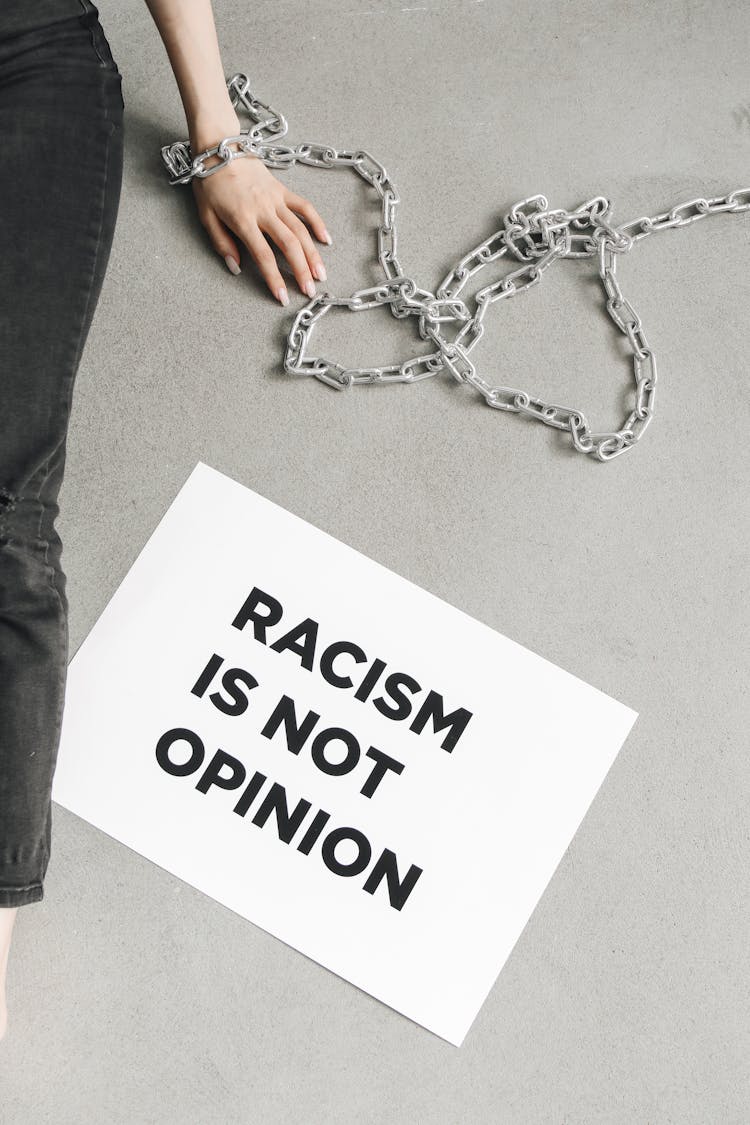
191,145,332,307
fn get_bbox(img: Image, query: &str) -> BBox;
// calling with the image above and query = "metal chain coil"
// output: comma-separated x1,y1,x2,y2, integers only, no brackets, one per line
161,73,750,462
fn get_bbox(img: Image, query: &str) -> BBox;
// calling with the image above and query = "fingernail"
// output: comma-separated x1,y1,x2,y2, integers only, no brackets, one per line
304,279,316,299
224,254,241,275
313,261,327,281
322,229,332,245
277,286,289,306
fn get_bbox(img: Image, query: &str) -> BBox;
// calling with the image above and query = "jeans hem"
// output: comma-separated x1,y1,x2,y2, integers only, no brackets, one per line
0,883,44,907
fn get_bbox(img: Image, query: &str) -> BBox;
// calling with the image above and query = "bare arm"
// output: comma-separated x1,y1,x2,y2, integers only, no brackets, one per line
144,0,331,304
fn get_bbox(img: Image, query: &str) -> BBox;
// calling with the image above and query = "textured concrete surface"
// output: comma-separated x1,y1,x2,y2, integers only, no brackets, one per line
2,0,750,1121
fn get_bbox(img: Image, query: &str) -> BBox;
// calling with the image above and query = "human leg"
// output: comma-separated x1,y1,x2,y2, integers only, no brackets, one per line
0,0,124,1036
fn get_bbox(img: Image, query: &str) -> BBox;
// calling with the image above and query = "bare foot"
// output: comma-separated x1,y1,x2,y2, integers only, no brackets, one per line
0,907,19,1043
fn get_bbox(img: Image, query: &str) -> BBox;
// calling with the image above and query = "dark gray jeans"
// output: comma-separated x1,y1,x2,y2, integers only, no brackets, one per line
0,0,124,907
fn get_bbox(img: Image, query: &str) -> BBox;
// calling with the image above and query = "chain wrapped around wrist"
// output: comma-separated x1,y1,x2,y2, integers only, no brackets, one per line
161,73,282,186
162,132,260,184
160,72,750,462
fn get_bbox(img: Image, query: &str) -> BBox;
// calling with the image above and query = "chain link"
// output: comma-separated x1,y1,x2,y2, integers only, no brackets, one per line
161,74,750,462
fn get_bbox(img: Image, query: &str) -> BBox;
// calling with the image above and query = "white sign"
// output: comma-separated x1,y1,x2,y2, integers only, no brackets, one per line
52,461,638,1046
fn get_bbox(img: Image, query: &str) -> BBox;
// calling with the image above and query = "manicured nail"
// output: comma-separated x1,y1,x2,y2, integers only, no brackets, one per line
224,254,241,275
277,286,289,306
304,279,316,299
322,229,332,245
313,261,327,281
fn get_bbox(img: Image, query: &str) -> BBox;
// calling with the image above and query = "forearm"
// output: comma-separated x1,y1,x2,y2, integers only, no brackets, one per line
143,0,240,150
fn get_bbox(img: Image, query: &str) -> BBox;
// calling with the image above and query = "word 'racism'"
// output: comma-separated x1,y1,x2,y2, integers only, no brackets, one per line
231,586,473,752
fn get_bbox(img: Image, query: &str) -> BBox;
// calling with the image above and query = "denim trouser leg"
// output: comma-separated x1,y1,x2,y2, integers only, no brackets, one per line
0,0,124,907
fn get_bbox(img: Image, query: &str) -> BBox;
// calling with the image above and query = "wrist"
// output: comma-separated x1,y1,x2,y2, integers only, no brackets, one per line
188,105,242,154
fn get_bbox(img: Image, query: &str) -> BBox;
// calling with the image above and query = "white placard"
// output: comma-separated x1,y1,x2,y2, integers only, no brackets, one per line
52,461,638,1046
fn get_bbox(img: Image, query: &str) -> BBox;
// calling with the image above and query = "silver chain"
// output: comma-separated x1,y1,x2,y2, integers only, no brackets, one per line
161,73,750,462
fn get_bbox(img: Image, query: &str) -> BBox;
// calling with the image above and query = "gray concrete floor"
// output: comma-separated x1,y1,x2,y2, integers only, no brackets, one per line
2,0,750,1121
